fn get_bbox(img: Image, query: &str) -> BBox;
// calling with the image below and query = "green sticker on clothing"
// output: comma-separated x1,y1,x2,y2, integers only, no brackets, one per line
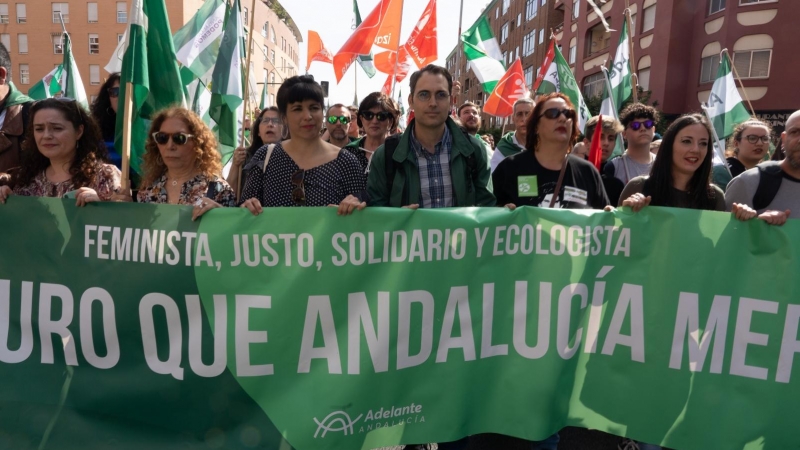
517,176,538,197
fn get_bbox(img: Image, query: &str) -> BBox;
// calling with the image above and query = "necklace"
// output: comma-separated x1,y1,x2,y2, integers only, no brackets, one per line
171,179,178,186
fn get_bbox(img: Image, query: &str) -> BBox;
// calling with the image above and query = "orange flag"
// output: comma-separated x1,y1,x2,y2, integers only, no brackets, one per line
373,0,404,51
403,0,437,68
306,31,333,72
483,59,530,117
333,0,398,83
373,47,411,80
381,73,393,95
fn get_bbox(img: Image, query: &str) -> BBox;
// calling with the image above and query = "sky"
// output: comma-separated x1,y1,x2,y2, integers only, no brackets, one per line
281,0,489,109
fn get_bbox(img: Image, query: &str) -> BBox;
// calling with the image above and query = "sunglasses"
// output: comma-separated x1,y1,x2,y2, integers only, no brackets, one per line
107,86,120,98
326,115,351,125
152,132,194,145
260,117,282,125
629,120,655,131
540,108,576,120
360,111,392,122
291,169,307,205
743,135,770,144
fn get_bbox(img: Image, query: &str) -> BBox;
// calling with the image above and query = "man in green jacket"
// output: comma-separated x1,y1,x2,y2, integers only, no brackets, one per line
0,43,33,175
490,97,534,172
366,64,494,208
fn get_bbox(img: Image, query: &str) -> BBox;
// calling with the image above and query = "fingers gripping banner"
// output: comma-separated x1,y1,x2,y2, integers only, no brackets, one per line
1,198,799,450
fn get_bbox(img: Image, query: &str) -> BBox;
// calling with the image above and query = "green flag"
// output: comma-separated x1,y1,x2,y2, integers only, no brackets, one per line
353,0,376,78
173,0,226,82
706,53,751,139
115,0,187,176
61,34,88,108
535,40,592,133
599,19,632,117
28,65,63,100
259,71,270,110
461,16,505,94
210,0,244,164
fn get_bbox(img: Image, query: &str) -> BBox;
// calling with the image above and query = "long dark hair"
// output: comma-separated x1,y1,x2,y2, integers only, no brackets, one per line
90,72,120,142
646,114,717,210
525,92,580,151
247,106,280,156
13,98,107,189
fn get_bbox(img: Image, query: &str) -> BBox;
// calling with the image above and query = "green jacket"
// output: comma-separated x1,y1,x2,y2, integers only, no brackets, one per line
495,131,524,158
367,117,495,207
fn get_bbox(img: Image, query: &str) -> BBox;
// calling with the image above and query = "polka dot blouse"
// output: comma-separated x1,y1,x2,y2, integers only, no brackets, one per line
240,143,367,207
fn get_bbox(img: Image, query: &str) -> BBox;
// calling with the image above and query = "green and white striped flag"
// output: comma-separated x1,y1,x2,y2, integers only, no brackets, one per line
115,0,187,175
210,0,244,164
28,65,63,100
599,18,632,117
174,0,225,81
188,78,212,125
259,71,270,110
535,42,592,133
706,52,751,139
461,16,505,94
61,34,88,108
353,0,376,78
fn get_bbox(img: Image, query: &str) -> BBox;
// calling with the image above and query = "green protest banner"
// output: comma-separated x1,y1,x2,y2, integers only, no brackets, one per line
1,197,799,450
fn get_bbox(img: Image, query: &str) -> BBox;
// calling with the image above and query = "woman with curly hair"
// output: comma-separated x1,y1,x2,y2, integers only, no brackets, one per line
135,107,235,220
0,98,120,205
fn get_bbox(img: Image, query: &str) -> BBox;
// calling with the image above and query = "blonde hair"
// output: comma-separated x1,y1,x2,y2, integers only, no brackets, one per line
141,107,222,188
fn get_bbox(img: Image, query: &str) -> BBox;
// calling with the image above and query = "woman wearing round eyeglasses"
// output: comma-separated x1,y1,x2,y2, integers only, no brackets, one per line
0,98,120,205
135,107,235,220
343,92,399,173
239,75,366,215
492,92,609,210
228,106,283,197
712,118,772,191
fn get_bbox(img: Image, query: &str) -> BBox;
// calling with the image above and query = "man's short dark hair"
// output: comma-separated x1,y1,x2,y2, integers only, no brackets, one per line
0,43,12,82
409,64,452,96
458,101,480,116
326,103,349,116
619,103,659,128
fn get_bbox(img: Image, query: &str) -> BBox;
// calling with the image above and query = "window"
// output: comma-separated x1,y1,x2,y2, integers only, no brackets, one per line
261,22,268,37
15,3,24,23
517,13,522,26
271,26,276,43
88,3,97,22
0,4,8,23
539,28,545,44
740,0,775,4
501,22,509,43
52,2,68,23
569,43,577,64
496,7,499,19
583,72,605,99
90,95,97,103
638,67,651,90
709,0,725,14
541,0,546,5
243,7,248,24
19,64,28,84
89,33,99,54
270,72,275,84
699,55,720,83
524,65,534,87
733,49,771,78
502,0,510,14
572,0,580,19
90,65,100,85
118,34,124,42
523,30,536,56
629,13,636,36
502,51,507,64
52,33,63,54
526,0,538,19
642,5,656,32
586,22,610,55
0,34,9,50
281,37,286,52
515,46,520,60
117,2,127,23
17,33,26,54
270,49,275,64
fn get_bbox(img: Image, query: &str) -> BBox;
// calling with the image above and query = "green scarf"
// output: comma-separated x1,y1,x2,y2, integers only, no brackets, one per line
495,131,525,158
4,82,33,108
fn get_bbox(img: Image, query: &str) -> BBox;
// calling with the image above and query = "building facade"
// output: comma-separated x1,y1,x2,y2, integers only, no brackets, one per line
0,0,300,108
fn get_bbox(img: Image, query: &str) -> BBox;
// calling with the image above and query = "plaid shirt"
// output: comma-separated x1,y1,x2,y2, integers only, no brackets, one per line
410,125,454,208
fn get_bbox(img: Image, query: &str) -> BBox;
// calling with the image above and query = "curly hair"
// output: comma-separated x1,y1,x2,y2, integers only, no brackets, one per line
525,92,580,152
13,98,107,190
140,107,222,189
728,118,771,154
90,72,120,142
619,103,660,128
357,92,400,130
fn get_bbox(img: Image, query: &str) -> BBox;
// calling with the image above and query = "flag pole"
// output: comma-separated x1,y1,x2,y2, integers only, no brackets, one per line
237,0,258,201
624,4,638,102
453,0,464,109
701,104,733,178
390,0,407,98
723,49,756,116
120,82,134,190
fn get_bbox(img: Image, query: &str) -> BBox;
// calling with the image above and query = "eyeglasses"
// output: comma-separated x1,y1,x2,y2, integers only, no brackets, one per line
744,135,770,144
260,117,282,125
107,87,120,98
360,111,393,122
415,91,451,102
326,115,351,125
152,132,194,145
291,169,306,205
629,120,655,131
540,108,576,120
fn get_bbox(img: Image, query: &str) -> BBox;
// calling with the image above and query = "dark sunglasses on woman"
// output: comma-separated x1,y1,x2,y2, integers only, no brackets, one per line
361,111,392,122
540,108,576,120
152,132,194,145
107,87,120,98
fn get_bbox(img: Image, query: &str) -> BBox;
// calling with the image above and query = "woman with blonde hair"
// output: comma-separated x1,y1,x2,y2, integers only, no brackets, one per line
135,107,235,220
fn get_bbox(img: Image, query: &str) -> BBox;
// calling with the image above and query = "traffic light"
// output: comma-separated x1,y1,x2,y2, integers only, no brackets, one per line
320,81,329,98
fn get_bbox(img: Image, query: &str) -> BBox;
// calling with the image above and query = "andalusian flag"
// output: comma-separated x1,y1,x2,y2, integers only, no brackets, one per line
28,65,63,100
210,0,244,163
173,0,226,81
61,34,88,108
706,52,751,139
599,18,632,117
535,40,592,133
353,0,376,78
115,0,186,175
461,16,505,94
259,71,269,110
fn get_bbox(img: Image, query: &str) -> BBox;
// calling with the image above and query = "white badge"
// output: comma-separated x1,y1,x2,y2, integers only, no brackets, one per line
563,186,588,205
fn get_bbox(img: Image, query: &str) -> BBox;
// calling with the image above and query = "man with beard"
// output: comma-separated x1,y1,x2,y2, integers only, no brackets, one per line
458,101,493,165
726,110,800,224
490,97,534,172
324,103,353,148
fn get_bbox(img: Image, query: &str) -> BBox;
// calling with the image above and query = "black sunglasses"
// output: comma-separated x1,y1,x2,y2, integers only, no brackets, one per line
540,108,576,120
152,132,194,145
629,120,655,131
291,169,306,205
326,115,351,125
361,111,392,122
107,86,120,98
